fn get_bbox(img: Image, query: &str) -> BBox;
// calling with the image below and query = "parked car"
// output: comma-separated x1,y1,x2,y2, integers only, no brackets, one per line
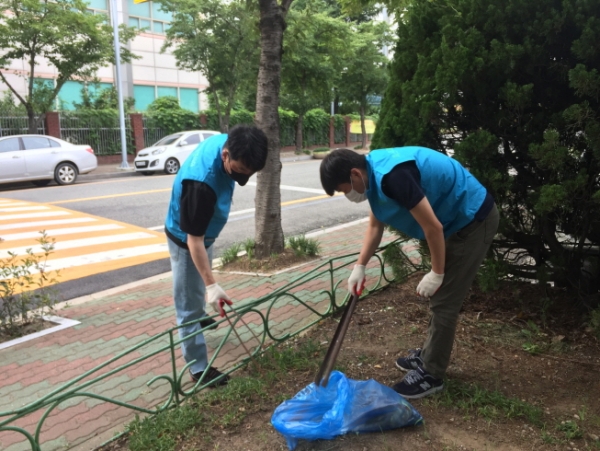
133,130,221,175
0,135,98,187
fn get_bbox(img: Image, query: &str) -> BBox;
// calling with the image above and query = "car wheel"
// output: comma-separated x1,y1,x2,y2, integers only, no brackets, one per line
141,171,155,176
164,158,180,174
32,180,51,187
54,163,78,185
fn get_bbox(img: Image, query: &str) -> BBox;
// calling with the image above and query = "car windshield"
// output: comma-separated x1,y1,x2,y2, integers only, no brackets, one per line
153,134,183,146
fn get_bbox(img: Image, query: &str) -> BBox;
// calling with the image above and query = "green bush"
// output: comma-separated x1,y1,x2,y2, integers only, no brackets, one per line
0,232,60,338
146,96,199,135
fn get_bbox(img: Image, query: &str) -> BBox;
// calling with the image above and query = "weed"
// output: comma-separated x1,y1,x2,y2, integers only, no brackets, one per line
438,378,544,427
589,307,600,339
286,235,320,257
522,342,541,355
0,231,60,338
221,242,242,266
557,420,583,439
243,238,255,260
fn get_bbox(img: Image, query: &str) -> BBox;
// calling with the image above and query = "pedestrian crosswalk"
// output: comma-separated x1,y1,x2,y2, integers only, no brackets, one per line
0,198,169,286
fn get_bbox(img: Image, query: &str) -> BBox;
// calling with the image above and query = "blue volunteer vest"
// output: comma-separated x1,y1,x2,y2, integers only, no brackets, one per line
165,134,234,246
366,147,487,240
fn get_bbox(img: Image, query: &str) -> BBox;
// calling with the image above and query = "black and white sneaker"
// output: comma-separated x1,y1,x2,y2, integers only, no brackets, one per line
190,366,230,387
395,348,423,372
392,366,443,399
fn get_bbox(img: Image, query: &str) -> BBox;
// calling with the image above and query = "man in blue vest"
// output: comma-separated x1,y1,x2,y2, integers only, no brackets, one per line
165,124,268,386
320,147,499,399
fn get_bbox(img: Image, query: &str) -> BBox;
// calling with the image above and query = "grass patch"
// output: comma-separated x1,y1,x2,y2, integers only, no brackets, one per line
220,242,243,265
287,235,320,257
427,378,544,427
125,340,324,451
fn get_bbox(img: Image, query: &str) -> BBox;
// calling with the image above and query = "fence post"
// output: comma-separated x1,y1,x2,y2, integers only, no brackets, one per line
344,116,351,147
130,113,144,154
199,113,207,129
329,116,335,149
45,112,61,138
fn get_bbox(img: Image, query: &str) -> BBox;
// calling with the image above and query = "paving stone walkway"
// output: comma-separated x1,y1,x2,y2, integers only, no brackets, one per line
0,219,419,451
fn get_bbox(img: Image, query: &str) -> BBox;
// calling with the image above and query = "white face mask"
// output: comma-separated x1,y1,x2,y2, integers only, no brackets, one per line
345,173,368,203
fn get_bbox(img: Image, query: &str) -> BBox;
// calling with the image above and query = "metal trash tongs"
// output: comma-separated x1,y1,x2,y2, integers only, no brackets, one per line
218,299,261,361
314,292,360,387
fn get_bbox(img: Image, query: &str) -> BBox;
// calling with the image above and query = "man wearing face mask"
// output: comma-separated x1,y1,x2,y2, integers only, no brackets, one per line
165,124,268,386
319,147,498,399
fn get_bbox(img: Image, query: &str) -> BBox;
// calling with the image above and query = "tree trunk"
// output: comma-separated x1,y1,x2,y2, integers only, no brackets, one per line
254,0,289,258
360,104,367,149
27,107,37,134
213,91,227,133
295,114,303,153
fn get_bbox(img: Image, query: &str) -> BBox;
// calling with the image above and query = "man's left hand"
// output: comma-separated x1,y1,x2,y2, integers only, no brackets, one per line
416,270,444,297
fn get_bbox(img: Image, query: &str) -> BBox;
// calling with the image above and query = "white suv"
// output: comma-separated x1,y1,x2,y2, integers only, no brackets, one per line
134,130,220,175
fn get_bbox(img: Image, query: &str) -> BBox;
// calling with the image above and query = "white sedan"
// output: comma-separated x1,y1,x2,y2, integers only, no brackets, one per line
133,130,221,175
0,135,98,187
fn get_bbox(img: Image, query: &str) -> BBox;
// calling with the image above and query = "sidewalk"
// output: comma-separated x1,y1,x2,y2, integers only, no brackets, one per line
0,219,415,451
82,151,313,182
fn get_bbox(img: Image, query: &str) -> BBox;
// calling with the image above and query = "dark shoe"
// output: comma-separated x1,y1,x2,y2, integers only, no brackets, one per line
199,316,218,330
190,366,230,387
395,348,424,372
392,366,443,399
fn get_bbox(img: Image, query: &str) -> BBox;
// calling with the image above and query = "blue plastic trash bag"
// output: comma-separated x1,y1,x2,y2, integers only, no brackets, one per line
271,371,423,450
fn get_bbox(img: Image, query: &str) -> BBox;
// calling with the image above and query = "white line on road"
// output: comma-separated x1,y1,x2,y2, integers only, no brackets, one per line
1,224,124,241
245,181,325,194
0,206,50,213
0,217,97,231
0,211,70,221
0,231,157,259
34,243,169,274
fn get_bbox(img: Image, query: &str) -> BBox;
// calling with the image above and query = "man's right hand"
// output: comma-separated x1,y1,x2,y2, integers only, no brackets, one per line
348,264,366,295
206,283,231,314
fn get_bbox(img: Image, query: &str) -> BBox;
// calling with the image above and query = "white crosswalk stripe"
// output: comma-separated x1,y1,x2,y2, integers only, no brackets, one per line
0,198,168,286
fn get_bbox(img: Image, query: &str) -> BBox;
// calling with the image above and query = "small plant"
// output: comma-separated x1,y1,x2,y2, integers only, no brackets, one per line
220,242,242,266
302,149,311,155
243,238,255,260
589,307,600,339
286,235,320,257
312,147,329,153
0,231,60,338
557,420,583,440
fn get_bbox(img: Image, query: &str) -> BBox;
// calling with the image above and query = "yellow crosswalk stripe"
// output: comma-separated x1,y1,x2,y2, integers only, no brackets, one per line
0,198,168,289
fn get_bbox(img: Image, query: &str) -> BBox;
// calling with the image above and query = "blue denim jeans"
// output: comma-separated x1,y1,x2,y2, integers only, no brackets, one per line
167,236,213,374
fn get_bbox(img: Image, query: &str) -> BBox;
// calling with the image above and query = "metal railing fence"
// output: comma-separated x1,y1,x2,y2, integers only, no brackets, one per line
0,116,45,137
59,114,135,156
142,116,167,148
0,238,423,451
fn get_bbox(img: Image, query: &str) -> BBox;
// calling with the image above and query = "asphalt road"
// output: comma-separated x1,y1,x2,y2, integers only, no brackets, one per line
0,159,369,300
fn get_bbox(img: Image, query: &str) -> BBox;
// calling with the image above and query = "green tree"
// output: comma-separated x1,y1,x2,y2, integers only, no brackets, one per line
373,0,600,293
281,6,351,151
338,21,391,148
0,0,137,133
159,0,259,133
73,84,135,112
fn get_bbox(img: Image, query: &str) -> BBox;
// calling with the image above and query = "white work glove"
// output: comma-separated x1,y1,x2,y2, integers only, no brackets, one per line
416,270,444,298
206,283,232,316
348,264,366,296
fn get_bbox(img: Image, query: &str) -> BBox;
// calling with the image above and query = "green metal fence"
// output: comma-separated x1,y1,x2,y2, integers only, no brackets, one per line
0,238,422,451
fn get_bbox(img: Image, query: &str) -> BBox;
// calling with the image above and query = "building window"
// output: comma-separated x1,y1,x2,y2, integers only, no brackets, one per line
128,0,171,34
86,0,108,18
133,85,199,113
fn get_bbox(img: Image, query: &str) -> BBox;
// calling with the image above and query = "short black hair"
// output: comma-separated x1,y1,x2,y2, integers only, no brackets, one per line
320,148,367,196
225,124,268,172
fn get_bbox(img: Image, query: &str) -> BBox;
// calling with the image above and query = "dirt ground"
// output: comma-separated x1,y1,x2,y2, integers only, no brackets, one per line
219,250,318,273
101,274,600,451
204,275,600,451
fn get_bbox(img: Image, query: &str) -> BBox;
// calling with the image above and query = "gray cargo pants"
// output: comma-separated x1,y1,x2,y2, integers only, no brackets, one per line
421,204,499,379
